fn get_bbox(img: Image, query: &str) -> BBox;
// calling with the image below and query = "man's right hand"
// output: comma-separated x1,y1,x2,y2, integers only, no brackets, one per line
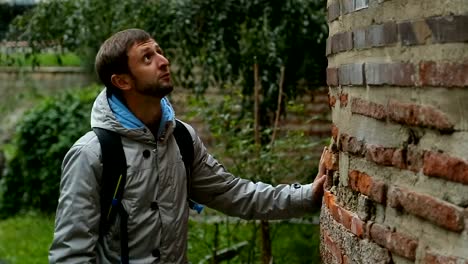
311,147,328,206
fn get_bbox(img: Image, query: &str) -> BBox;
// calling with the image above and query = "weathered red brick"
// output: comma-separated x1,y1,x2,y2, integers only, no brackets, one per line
426,15,468,43
338,133,365,156
339,63,364,85
326,37,332,56
327,67,339,86
424,251,467,264
339,134,365,156
419,61,468,87
388,186,465,232
339,93,349,107
369,222,418,261
423,151,468,185
391,148,407,170
331,124,339,142
365,145,395,166
353,28,366,49
310,94,328,108
325,191,366,238
338,206,353,231
366,22,398,47
340,31,353,51
312,92,331,104
382,22,398,45
324,148,339,171
328,1,341,22
407,145,424,172
387,100,454,132
329,94,337,108
387,186,402,209
350,215,365,238
323,230,344,264
332,31,353,53
307,123,334,137
325,191,344,227
351,97,387,120
399,20,431,46
365,62,416,86
349,170,387,204
324,191,333,208
324,191,339,219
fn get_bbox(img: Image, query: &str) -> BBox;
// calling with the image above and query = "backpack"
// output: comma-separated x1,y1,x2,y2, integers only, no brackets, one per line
93,119,203,264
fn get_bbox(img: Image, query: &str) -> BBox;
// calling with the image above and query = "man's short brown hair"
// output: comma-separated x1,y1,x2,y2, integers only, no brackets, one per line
95,29,152,93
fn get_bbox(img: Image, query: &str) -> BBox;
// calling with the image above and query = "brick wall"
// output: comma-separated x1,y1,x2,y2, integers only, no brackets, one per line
322,0,468,263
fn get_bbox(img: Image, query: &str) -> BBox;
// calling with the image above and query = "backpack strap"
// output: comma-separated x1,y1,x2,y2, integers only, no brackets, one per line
93,127,129,264
173,120,194,183
173,120,204,213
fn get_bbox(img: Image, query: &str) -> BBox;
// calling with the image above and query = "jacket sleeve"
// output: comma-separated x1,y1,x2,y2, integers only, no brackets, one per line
49,137,102,263
186,124,318,220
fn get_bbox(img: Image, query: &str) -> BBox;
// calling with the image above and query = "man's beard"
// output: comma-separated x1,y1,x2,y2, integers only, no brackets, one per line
134,78,174,98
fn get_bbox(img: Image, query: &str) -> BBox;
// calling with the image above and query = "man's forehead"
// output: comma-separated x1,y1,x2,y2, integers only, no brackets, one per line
131,39,160,52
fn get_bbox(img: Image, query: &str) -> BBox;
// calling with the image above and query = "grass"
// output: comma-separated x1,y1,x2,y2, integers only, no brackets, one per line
0,52,81,67
0,212,55,264
0,212,321,264
188,216,321,264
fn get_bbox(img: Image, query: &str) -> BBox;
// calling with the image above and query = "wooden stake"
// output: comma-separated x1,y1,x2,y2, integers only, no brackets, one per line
270,66,285,147
254,63,261,147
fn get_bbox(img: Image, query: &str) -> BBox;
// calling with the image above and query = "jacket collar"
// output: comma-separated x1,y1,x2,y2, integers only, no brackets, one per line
108,93,176,140
91,88,176,143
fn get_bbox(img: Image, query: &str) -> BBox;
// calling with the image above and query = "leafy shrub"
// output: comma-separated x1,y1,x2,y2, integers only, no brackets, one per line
186,86,326,185
0,85,100,217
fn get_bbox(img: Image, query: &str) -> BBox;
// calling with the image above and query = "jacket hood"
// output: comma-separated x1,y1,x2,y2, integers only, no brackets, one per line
90,88,176,145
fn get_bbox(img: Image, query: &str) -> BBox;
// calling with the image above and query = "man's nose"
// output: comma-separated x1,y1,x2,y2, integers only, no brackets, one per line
156,54,170,68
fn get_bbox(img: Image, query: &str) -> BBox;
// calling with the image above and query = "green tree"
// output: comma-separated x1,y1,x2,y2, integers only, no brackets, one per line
0,3,33,40
7,0,327,108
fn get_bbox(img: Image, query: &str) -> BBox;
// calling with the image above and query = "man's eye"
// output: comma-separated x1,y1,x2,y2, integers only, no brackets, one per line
143,55,152,63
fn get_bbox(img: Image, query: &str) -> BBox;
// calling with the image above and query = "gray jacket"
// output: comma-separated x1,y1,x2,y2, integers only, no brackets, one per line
49,90,317,263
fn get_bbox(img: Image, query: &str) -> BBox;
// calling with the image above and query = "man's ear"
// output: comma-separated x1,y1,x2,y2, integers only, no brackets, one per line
111,74,133,91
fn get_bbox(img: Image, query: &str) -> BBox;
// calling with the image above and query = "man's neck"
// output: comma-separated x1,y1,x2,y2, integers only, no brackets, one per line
123,93,162,134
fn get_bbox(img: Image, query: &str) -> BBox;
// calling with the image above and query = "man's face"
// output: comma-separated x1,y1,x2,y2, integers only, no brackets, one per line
126,39,173,98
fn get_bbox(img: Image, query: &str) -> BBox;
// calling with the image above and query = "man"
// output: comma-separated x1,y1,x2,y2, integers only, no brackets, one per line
49,28,327,263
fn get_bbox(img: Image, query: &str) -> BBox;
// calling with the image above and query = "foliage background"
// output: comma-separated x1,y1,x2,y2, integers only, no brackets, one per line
7,0,327,118
1,0,328,215
0,86,100,217
0,0,328,263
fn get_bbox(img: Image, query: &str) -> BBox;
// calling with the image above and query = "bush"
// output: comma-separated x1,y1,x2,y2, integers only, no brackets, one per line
0,85,100,217
185,86,327,186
